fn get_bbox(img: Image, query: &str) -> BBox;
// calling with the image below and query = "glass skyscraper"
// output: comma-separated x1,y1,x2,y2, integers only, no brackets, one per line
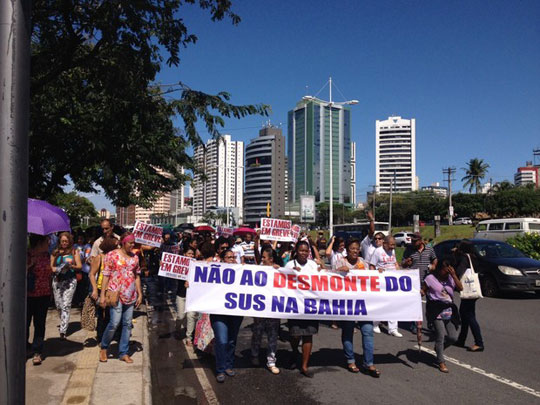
287,98,351,205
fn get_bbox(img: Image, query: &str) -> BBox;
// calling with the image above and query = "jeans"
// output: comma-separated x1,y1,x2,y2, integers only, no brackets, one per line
175,295,199,341
210,314,244,374
27,296,50,354
434,319,458,364
341,321,374,367
251,318,280,367
458,299,484,347
101,301,134,358
143,274,160,308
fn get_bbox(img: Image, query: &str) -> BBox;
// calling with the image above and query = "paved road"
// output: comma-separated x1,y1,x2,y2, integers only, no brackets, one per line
148,292,540,404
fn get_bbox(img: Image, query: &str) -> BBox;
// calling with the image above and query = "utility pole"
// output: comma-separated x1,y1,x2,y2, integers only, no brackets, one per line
0,1,31,404
388,170,397,233
388,173,394,233
443,167,456,225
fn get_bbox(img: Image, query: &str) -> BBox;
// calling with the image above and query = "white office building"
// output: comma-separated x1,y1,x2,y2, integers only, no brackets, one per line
375,116,417,193
192,135,244,218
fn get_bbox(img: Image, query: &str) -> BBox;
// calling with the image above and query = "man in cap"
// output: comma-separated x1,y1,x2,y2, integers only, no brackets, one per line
401,232,438,279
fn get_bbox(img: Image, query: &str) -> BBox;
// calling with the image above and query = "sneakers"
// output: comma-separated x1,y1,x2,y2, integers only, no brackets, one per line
373,325,381,334
389,330,403,338
216,373,225,383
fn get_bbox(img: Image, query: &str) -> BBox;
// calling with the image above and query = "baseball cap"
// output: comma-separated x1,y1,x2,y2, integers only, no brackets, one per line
411,232,422,240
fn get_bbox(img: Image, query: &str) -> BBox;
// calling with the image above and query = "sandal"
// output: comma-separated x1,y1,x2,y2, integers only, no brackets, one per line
361,366,381,378
268,365,280,375
467,345,484,352
99,349,108,363
300,368,314,378
32,354,42,366
347,364,360,373
439,363,449,373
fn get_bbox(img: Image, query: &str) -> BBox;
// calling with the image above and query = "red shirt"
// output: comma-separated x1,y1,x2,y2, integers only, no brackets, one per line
27,251,52,297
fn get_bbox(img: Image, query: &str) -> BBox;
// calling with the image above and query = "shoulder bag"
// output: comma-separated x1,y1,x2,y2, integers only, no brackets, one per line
459,254,484,300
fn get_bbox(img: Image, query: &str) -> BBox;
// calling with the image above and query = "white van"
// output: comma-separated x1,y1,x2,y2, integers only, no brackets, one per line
473,218,540,241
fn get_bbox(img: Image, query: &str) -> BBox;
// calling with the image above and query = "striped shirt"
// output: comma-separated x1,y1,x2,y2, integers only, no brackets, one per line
403,245,437,277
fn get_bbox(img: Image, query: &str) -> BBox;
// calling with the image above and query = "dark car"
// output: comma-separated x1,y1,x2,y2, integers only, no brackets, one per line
433,239,540,297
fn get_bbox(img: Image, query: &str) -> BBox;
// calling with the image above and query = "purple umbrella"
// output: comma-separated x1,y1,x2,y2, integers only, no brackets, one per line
28,198,71,235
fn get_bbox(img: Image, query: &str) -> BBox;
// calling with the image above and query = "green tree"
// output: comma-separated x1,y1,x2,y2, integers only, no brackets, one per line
461,158,490,194
51,192,99,228
451,193,485,219
30,1,269,207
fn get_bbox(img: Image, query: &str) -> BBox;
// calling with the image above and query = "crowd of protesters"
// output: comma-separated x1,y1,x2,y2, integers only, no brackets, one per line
26,214,484,381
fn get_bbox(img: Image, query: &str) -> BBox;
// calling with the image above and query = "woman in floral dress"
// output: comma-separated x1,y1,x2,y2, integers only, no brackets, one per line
99,233,143,363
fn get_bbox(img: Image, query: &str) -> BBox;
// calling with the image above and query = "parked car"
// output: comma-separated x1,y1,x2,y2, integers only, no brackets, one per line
454,217,472,225
474,218,540,241
393,231,414,247
433,239,540,297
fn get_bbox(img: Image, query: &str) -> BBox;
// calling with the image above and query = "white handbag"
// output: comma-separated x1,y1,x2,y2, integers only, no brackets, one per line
459,254,484,300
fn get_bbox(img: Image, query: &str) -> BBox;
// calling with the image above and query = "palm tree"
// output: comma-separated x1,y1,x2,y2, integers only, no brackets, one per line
461,158,490,194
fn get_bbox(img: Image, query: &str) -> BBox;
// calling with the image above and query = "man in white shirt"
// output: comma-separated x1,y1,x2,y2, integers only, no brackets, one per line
231,237,245,264
90,219,120,260
369,236,402,337
360,211,382,263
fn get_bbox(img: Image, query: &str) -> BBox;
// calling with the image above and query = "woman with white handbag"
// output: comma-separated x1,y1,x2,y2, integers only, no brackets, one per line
454,240,484,352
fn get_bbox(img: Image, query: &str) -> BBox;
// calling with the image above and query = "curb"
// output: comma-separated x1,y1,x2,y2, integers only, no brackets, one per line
142,305,153,405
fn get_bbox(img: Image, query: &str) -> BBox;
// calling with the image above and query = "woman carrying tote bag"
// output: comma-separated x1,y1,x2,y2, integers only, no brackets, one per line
454,240,484,352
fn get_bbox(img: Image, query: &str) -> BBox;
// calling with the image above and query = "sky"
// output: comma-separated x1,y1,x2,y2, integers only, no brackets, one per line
85,0,540,211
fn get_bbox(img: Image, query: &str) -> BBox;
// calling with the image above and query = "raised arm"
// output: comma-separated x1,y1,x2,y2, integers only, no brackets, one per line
325,236,335,257
367,210,375,238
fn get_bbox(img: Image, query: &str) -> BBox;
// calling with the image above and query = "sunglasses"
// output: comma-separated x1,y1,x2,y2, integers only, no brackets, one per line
374,237,383,240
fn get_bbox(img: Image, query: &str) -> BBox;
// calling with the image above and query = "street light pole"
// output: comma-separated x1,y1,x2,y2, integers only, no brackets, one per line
0,1,31,403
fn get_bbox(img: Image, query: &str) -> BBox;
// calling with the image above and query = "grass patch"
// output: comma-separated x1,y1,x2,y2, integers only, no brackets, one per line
392,225,475,244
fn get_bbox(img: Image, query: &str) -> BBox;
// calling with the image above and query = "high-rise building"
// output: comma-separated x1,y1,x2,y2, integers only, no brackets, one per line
115,168,185,226
192,135,244,217
116,193,171,226
514,161,539,188
244,125,286,224
287,98,351,204
350,141,357,206
375,116,417,193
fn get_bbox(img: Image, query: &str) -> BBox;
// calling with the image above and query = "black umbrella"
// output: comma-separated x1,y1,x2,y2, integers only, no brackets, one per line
175,223,194,232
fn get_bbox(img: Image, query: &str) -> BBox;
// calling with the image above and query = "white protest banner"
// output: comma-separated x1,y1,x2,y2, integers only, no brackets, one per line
260,218,295,242
217,226,234,237
158,252,191,280
133,221,163,248
186,262,423,321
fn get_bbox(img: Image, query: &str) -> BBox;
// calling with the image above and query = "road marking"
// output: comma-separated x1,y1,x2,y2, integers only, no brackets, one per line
417,345,540,398
168,300,220,405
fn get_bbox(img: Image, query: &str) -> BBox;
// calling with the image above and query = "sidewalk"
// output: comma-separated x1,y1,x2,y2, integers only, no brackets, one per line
26,305,151,405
